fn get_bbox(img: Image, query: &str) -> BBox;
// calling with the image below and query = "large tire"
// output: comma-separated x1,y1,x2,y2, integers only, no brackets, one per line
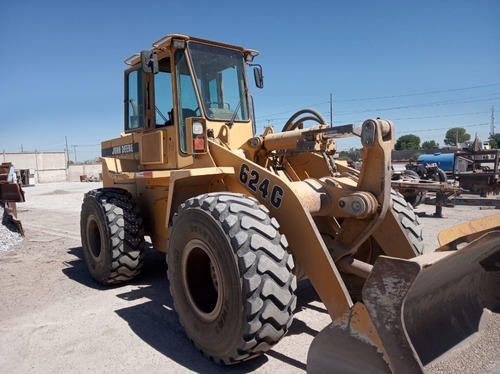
80,188,145,285
402,170,425,207
341,189,425,300
167,192,297,364
390,189,425,255
353,189,425,264
432,167,448,183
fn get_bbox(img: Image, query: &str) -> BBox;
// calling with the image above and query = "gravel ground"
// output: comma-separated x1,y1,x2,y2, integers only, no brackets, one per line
0,182,498,373
0,203,23,251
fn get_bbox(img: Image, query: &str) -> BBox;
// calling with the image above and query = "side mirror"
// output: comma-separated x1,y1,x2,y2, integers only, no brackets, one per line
253,65,264,89
141,49,159,74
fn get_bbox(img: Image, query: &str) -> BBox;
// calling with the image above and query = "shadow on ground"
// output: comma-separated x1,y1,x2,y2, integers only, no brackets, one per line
63,245,276,372
63,244,328,372
62,246,106,290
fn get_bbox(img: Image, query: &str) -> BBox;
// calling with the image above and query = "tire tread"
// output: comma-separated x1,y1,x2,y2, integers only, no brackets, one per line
169,192,296,364
81,188,145,285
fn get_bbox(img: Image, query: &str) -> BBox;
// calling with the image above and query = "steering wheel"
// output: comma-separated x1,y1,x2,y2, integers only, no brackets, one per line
206,102,230,109
182,107,201,119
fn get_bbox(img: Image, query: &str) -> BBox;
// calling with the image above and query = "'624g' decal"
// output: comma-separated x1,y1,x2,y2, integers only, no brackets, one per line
239,163,284,209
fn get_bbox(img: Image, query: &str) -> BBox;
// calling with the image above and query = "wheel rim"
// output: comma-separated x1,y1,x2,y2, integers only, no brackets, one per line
181,239,223,322
86,213,103,260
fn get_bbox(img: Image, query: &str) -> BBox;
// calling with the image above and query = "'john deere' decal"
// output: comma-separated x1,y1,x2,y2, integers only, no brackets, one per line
102,143,139,157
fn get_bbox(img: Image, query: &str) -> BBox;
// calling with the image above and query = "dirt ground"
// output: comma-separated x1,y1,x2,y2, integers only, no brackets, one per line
0,182,499,373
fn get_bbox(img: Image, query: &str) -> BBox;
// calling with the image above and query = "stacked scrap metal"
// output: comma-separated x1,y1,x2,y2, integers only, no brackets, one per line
0,163,25,238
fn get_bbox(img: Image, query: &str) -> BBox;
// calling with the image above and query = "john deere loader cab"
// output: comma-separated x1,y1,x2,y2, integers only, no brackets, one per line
121,35,260,161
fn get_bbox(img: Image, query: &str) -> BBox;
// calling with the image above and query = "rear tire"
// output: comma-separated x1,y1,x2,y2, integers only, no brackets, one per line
167,192,297,364
80,188,145,285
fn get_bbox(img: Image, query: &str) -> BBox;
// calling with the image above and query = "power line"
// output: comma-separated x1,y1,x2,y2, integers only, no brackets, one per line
391,111,490,121
257,101,329,120
257,83,500,120
333,83,500,103
333,111,491,126
398,123,490,134
333,97,500,116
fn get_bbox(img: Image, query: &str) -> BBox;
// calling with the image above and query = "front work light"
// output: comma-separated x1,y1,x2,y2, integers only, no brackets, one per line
192,121,204,135
172,39,186,49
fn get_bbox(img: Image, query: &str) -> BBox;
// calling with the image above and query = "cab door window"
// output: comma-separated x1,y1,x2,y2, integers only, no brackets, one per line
125,69,145,131
175,49,200,153
154,57,174,127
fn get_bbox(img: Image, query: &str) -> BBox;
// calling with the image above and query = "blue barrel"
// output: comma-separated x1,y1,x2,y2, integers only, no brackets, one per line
417,153,454,171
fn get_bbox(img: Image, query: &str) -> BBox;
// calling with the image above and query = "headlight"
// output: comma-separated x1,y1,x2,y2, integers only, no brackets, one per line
193,121,204,135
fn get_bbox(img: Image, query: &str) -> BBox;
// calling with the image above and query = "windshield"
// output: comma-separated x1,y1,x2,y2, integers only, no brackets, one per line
188,42,250,122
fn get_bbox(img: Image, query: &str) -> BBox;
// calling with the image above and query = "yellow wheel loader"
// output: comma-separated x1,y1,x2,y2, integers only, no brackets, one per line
80,34,500,372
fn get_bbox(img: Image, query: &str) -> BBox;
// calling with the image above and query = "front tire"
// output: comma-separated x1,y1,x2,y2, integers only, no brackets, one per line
391,189,425,255
167,192,297,364
80,188,145,285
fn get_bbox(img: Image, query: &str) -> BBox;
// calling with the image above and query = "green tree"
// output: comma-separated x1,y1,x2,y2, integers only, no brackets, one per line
395,134,421,150
338,149,362,161
444,127,470,146
337,154,353,162
421,140,438,149
488,133,500,149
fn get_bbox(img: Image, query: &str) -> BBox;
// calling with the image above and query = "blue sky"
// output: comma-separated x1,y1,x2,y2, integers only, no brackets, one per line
1,0,499,162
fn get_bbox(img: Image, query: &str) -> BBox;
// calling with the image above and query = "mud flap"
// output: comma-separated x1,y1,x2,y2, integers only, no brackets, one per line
307,231,500,373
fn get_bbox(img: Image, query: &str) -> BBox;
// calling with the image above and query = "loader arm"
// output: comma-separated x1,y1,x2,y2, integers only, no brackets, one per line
331,119,394,261
209,140,354,320
209,119,409,320
209,119,422,370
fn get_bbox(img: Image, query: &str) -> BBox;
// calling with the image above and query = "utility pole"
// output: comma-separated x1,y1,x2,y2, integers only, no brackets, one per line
491,106,496,136
65,136,70,163
330,93,333,127
35,149,40,183
73,145,77,163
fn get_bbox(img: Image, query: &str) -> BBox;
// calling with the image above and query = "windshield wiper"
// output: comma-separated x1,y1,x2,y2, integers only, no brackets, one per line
226,87,248,128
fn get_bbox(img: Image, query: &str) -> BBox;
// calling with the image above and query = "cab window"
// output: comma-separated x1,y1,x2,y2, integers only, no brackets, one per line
154,57,174,127
125,69,145,130
188,42,249,122
175,49,200,153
